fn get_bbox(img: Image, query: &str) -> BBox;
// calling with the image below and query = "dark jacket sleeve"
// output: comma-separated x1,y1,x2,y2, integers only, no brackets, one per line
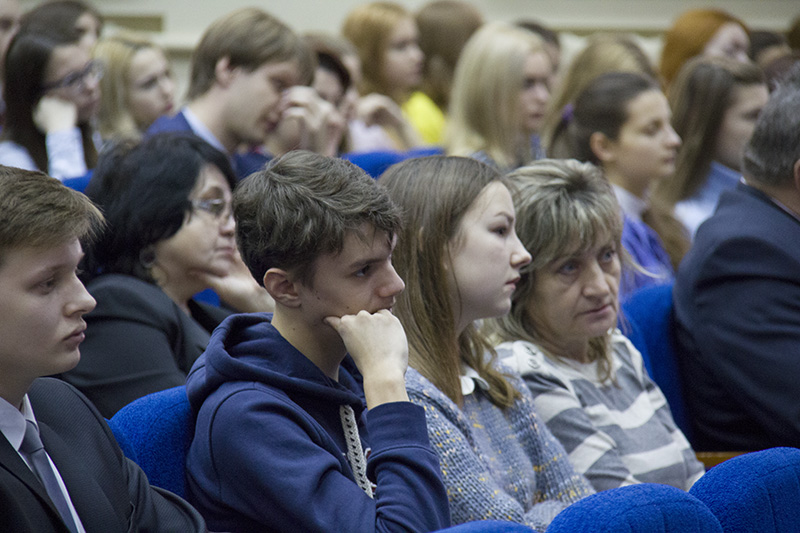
30,378,206,532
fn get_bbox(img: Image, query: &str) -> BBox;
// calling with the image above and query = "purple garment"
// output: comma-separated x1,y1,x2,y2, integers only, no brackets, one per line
620,214,674,300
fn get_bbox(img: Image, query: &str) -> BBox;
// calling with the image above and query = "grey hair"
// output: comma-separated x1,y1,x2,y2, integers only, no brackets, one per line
742,64,800,188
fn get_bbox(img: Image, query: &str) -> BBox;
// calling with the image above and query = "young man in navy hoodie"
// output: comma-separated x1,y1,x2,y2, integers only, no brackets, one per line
184,151,450,532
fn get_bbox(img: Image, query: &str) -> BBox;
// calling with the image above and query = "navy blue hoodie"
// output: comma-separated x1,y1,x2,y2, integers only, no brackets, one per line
185,312,450,532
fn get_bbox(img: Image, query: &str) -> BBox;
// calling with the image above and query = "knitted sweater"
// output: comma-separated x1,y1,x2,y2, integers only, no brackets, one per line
405,364,593,532
497,332,704,492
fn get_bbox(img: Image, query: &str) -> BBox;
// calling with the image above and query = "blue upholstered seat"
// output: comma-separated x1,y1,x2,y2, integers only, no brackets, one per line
108,385,193,498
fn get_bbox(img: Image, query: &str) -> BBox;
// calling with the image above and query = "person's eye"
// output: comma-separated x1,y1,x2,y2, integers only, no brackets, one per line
355,265,371,278
557,260,578,275
492,225,509,237
600,247,616,263
37,277,57,294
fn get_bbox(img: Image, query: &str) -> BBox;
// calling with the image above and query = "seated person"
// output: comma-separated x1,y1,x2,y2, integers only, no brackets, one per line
61,133,273,417
674,65,800,451
0,25,101,180
489,159,703,492
93,31,176,143
381,156,592,530
185,151,450,532
147,7,307,178
0,165,204,531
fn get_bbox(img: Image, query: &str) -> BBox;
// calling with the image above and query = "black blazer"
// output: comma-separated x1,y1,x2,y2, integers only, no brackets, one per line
0,378,205,532
61,274,230,417
674,183,800,451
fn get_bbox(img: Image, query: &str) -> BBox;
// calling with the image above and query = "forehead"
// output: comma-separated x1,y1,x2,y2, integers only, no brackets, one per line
388,16,418,43
253,59,299,83
623,89,668,124
728,83,769,110
190,164,232,198
709,23,749,48
0,238,82,279
130,47,166,73
463,181,513,221
315,224,391,270
46,44,89,79
523,51,551,76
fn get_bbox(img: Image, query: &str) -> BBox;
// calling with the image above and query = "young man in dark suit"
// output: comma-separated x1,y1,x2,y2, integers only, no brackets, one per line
0,165,205,532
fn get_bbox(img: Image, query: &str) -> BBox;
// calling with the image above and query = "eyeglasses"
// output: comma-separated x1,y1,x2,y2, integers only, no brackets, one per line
41,60,104,93
191,198,233,222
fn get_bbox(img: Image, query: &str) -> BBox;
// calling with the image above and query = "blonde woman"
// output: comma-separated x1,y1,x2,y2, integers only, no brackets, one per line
447,22,552,172
94,32,175,142
490,159,703,492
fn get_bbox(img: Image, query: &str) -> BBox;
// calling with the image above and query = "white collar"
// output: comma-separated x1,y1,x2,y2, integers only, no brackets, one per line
612,184,648,222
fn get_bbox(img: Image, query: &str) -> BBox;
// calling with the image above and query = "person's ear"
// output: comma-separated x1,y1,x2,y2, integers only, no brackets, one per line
263,268,302,308
590,131,616,164
214,56,236,88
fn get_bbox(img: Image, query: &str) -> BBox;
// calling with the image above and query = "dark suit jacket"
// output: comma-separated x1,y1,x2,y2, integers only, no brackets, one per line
674,183,800,451
60,274,230,417
0,378,205,532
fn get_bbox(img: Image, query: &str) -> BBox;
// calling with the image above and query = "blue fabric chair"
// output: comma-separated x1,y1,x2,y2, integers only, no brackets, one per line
62,170,93,193
621,282,692,441
108,386,193,498
689,447,800,532
342,146,443,178
547,483,723,532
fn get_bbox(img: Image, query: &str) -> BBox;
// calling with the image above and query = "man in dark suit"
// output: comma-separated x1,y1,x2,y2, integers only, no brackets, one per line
0,166,205,532
674,66,800,452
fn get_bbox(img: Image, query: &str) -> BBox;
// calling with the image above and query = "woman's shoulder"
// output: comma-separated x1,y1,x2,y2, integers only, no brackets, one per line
495,339,561,379
86,274,177,318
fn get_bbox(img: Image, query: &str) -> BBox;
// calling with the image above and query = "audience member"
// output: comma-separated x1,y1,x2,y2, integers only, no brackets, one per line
381,155,592,530
0,28,101,179
447,22,552,171
147,7,307,178
93,32,175,143
515,19,561,91
762,50,800,91
490,159,703,492
749,29,791,69
543,33,656,157
556,72,685,298
0,165,205,531
20,0,102,52
408,0,483,145
655,56,768,239
660,8,750,88
62,133,272,417
0,0,20,124
673,65,800,451
342,1,425,150
185,151,450,532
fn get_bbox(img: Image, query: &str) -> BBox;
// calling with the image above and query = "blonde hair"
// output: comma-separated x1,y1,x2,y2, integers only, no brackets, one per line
488,159,622,380
341,1,413,102
542,33,656,156
94,32,162,141
447,22,546,170
380,156,520,409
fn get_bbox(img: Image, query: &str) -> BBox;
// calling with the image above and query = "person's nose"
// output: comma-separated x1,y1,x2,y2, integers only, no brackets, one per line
378,262,405,299
65,276,96,317
511,233,532,270
583,260,611,298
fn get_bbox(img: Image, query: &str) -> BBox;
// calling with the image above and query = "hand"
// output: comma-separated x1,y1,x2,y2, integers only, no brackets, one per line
325,309,410,407
278,86,346,155
189,250,274,313
355,93,405,129
33,95,78,133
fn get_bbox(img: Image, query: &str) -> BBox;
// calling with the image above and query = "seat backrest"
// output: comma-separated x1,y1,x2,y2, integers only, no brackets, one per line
108,386,193,498
621,282,692,440
547,483,723,532
342,147,444,178
689,447,800,532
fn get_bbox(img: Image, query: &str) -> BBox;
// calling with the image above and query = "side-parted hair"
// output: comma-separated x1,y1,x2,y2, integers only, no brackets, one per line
234,151,400,287
489,159,622,380
447,22,546,170
0,165,103,268
659,8,748,88
94,32,167,141
341,1,412,102
20,0,103,43
83,133,236,282
415,0,483,110
1,30,97,172
742,64,800,188
656,56,765,205
187,7,307,100
380,155,520,409
542,33,656,156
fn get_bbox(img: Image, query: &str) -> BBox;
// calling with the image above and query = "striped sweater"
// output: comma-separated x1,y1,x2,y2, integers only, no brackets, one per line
497,332,704,492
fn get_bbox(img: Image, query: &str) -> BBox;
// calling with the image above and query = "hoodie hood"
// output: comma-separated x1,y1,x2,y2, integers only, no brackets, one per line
186,312,365,414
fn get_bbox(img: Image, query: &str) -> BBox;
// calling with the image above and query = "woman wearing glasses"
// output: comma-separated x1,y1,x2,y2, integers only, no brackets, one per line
0,29,102,180
60,133,274,417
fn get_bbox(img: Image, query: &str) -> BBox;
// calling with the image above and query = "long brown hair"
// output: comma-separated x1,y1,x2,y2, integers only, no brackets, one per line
380,156,520,408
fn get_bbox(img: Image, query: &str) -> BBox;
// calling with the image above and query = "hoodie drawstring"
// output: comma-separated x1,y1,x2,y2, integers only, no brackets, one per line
339,404,374,498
